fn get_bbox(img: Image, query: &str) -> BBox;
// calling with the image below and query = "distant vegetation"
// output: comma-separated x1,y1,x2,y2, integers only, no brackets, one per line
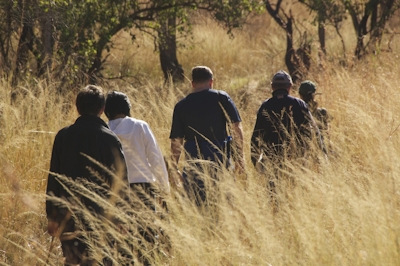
0,0,398,86
1,2,400,265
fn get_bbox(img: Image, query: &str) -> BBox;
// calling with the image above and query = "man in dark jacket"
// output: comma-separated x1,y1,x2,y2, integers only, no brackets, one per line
251,71,323,203
46,85,128,265
251,70,318,165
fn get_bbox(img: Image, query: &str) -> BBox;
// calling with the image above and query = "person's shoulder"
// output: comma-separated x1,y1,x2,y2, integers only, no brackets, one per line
256,99,271,111
129,117,150,128
102,125,119,136
103,130,123,148
316,107,332,120
213,89,236,102
98,121,120,139
261,97,273,105
212,89,229,97
214,90,236,106
174,94,190,108
121,116,143,124
53,125,71,140
317,107,328,115
57,124,71,132
288,95,308,108
287,94,303,103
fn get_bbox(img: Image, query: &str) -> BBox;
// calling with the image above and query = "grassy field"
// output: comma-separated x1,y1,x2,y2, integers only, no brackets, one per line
1,10,400,265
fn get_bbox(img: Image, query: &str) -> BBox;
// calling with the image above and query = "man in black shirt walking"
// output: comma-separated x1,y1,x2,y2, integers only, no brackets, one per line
251,70,317,165
251,70,322,209
170,66,245,204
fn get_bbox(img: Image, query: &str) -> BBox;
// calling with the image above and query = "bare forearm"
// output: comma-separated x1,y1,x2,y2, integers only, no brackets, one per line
233,122,245,167
170,138,183,168
170,138,184,188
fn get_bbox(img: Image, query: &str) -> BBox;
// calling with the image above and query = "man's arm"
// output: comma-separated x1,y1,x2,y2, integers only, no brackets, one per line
232,121,245,171
217,92,245,171
308,111,327,154
46,133,62,222
170,138,184,187
250,110,266,167
46,132,64,236
171,137,183,167
250,133,260,167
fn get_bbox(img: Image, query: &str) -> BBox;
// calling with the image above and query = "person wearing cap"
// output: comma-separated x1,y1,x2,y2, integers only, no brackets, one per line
170,66,245,205
298,80,331,138
105,91,170,211
250,70,323,175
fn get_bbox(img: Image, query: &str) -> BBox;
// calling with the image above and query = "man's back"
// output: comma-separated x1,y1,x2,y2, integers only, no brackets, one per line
50,115,124,181
46,114,127,222
170,89,240,143
170,89,241,163
109,116,169,190
251,89,312,162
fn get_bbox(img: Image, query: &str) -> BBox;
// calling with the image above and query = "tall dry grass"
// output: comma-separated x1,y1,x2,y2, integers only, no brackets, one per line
1,11,400,265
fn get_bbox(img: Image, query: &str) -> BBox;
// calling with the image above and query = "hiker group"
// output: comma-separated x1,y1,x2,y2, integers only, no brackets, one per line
46,66,331,265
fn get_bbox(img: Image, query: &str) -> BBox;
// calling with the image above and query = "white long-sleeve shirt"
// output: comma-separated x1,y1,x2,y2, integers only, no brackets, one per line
108,117,170,194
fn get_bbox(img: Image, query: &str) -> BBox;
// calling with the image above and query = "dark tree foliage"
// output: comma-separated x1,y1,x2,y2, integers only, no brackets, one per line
345,0,399,58
299,0,346,58
0,0,261,88
299,0,400,59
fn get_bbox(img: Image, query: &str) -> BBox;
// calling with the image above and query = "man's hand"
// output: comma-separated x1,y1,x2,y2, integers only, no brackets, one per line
170,138,184,189
169,169,184,189
47,220,59,237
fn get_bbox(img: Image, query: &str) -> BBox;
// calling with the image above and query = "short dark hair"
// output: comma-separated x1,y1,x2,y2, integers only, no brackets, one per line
105,91,131,120
192,66,213,83
76,85,105,116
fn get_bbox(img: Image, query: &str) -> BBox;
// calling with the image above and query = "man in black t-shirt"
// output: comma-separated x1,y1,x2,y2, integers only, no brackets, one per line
170,66,245,204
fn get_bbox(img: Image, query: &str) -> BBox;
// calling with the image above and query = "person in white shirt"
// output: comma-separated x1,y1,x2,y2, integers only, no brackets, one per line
104,91,170,211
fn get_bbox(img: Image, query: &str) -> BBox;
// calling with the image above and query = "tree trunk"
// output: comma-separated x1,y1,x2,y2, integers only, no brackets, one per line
318,20,326,55
13,23,35,86
38,9,54,77
265,0,311,84
284,18,298,82
158,15,184,84
0,0,14,77
368,0,396,53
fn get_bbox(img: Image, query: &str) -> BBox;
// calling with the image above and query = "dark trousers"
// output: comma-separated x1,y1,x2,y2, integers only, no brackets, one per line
61,236,90,266
126,183,169,266
61,231,113,266
183,162,221,206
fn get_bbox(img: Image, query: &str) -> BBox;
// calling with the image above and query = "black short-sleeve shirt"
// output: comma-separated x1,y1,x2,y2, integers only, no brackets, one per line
170,89,241,142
